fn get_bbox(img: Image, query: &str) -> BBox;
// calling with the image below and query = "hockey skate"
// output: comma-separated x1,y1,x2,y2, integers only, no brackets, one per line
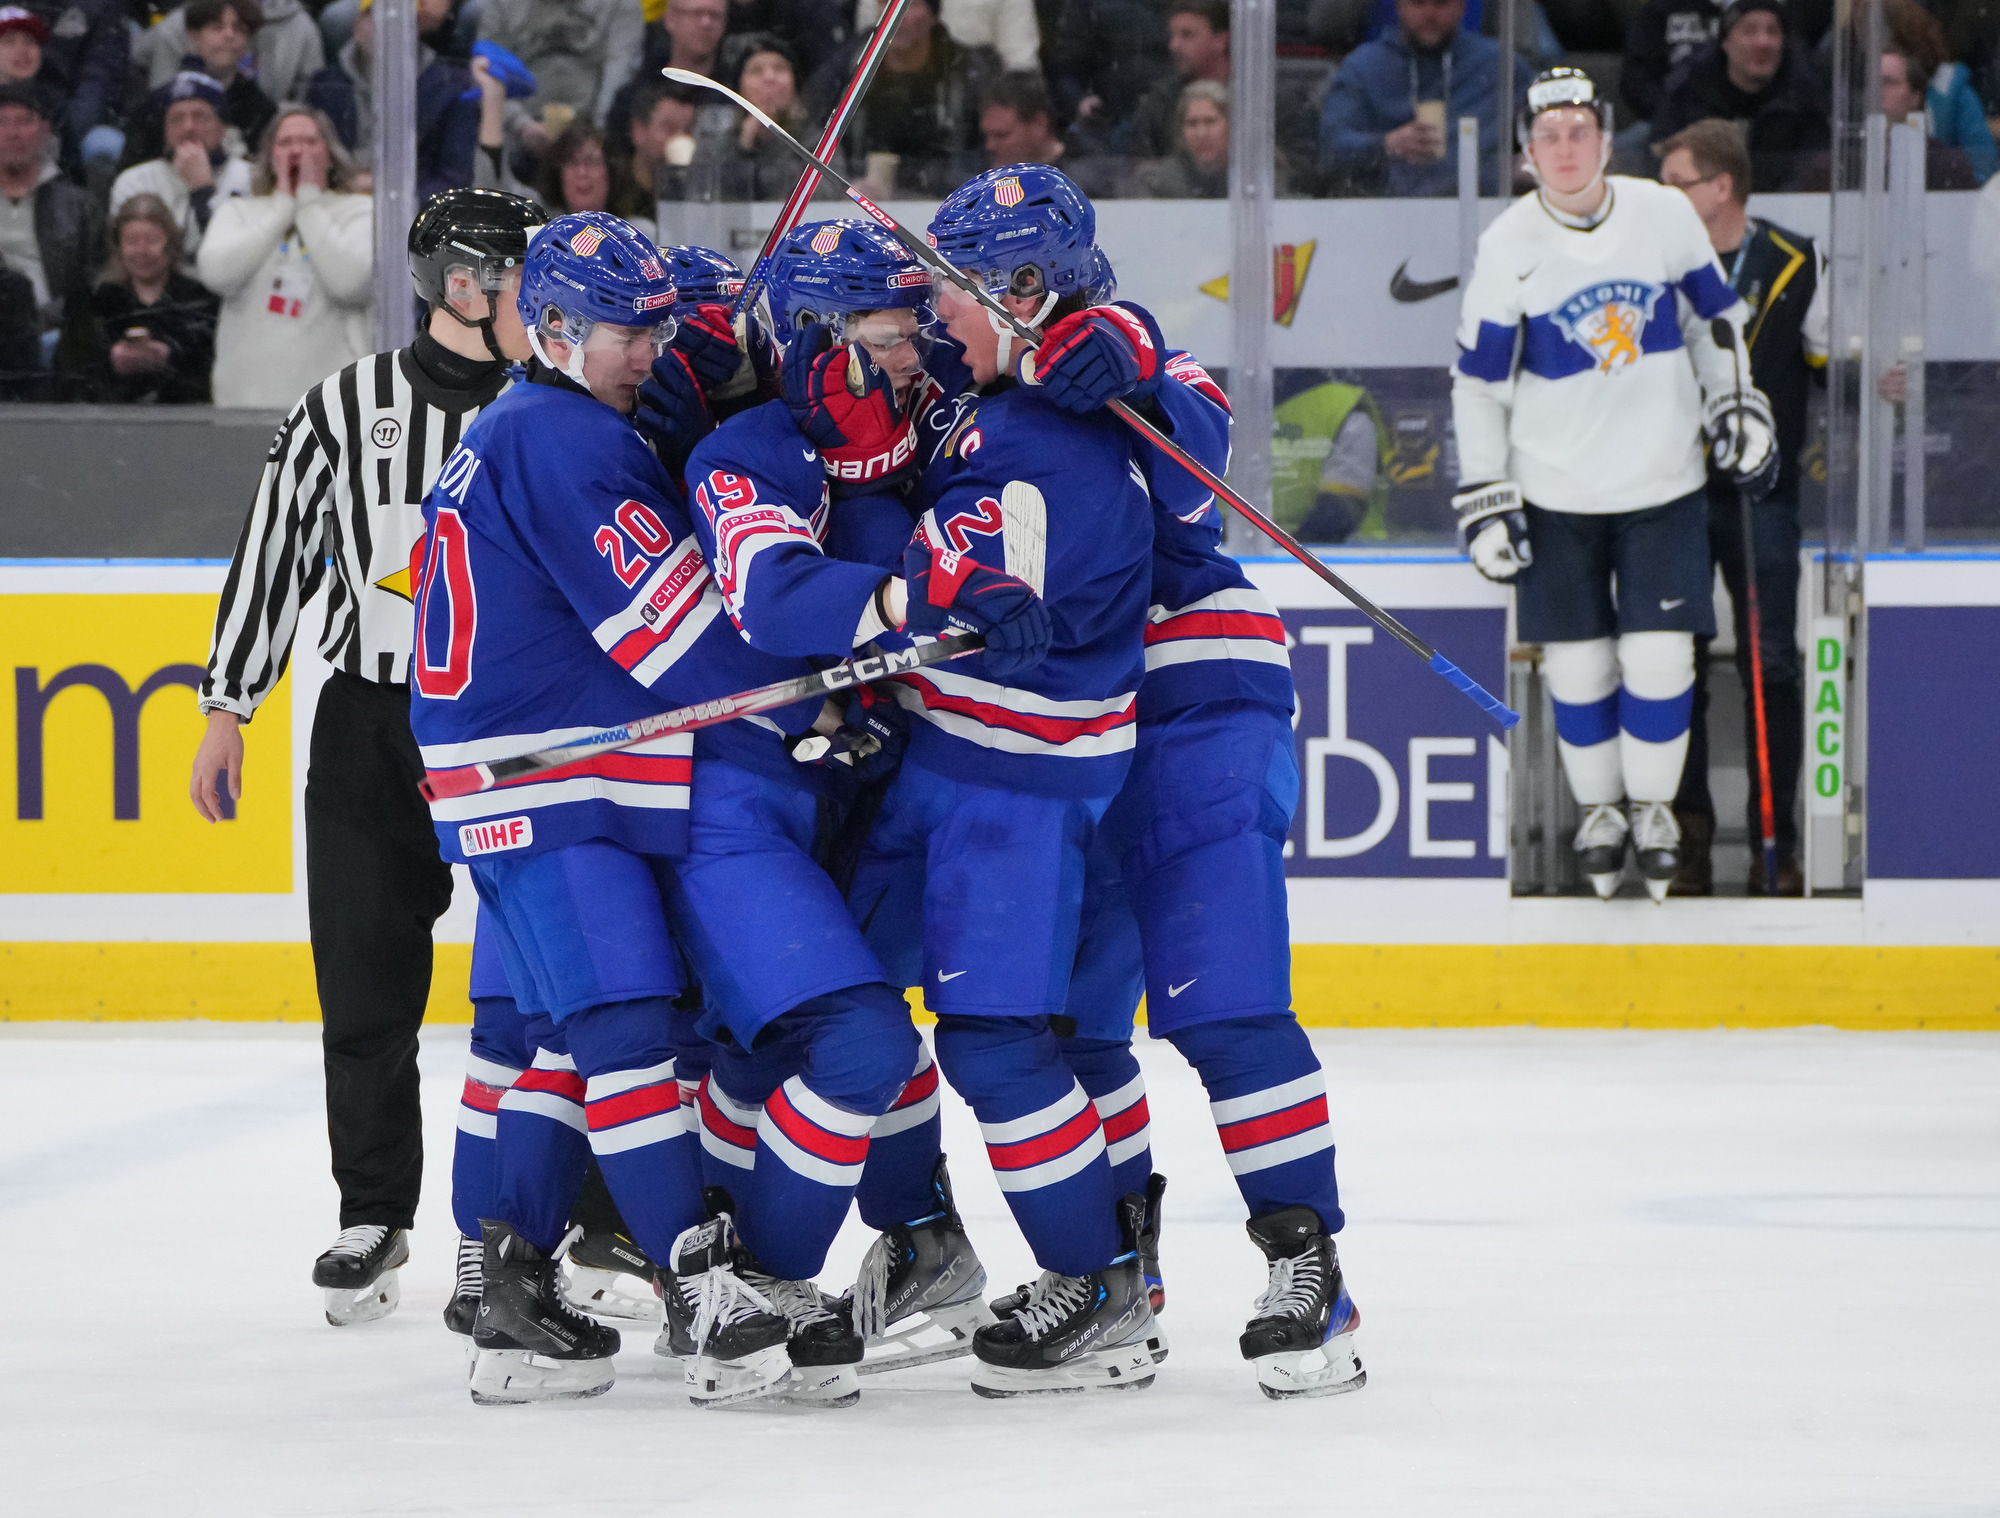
443,1232,481,1336
847,1157,997,1374
563,1228,661,1321
1628,801,1681,905
312,1225,408,1326
655,1213,794,1408
742,1270,864,1407
970,1195,1157,1398
1574,802,1630,900
468,1221,620,1406
1240,1206,1365,1401
988,1175,1169,1366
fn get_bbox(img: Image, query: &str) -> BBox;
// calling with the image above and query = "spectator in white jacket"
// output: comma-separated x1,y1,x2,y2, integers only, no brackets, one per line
109,72,251,263
856,0,1037,71
196,104,371,407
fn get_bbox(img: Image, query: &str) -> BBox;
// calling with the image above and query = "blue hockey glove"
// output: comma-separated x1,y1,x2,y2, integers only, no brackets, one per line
901,537,1052,679
668,301,743,392
1023,301,1166,412
634,348,712,478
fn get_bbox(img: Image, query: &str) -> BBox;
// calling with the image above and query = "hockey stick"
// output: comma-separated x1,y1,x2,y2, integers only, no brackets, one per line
418,634,982,801
1711,319,1780,893
726,0,914,321
666,70,1518,731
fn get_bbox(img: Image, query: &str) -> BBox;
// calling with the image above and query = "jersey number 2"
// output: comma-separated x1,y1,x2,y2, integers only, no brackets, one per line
414,508,476,699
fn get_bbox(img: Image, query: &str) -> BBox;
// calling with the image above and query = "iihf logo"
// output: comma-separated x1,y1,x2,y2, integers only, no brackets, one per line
811,226,842,255
993,177,1024,207
569,226,606,257
1551,280,1663,374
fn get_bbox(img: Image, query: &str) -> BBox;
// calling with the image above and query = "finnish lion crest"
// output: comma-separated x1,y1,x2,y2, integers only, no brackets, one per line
1551,280,1664,373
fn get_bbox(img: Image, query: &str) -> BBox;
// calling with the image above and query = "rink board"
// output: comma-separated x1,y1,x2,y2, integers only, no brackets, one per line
1,559,1996,1029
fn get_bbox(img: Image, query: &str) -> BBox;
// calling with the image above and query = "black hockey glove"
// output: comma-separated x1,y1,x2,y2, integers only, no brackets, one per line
634,349,714,478
1451,480,1533,583
1704,389,1780,501
901,537,1052,679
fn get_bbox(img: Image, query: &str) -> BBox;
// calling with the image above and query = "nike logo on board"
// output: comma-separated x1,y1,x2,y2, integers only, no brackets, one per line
1388,262,1458,303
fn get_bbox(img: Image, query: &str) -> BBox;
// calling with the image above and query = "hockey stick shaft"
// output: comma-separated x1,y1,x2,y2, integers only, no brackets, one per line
726,0,914,320
667,71,1518,732
418,634,981,802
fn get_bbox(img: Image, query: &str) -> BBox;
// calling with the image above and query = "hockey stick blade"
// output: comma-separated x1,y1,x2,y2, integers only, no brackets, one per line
661,74,1518,732
419,634,982,802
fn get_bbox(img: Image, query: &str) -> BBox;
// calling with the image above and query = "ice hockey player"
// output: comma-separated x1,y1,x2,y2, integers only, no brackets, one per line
193,186,544,1329
410,211,848,1408
838,164,1163,1398
996,245,1366,1399
1451,66,1777,901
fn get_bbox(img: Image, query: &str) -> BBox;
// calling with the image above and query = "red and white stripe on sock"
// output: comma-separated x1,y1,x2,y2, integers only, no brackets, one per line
872,1042,940,1139
498,1047,585,1134
758,1076,873,1187
1210,1072,1333,1174
981,1081,1106,1193
457,1051,522,1140
697,1074,762,1173
584,1057,688,1155
1089,1072,1152,1170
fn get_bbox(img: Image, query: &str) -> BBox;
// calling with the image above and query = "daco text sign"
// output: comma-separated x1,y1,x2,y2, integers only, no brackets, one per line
1,592,291,892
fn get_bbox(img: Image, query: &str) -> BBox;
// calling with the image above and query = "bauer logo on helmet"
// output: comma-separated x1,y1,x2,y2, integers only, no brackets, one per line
993,177,1024,207
569,225,607,257
1552,280,1663,374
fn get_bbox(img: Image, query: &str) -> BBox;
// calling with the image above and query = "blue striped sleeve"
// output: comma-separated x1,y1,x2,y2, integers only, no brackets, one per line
1456,320,1520,382
1676,262,1738,319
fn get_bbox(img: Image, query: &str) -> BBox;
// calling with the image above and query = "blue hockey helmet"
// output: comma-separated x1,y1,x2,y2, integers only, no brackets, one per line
517,212,678,384
927,164,1098,307
658,243,747,308
765,218,936,346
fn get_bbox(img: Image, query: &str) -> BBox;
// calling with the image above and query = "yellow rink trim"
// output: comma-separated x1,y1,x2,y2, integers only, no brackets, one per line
1,942,1995,1030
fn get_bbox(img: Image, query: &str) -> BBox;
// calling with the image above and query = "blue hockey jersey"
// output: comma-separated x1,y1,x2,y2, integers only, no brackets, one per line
1137,352,1295,721
896,382,1153,800
409,376,820,865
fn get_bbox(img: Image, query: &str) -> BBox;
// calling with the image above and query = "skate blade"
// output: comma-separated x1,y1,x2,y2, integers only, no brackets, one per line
468,1347,615,1405
686,1344,794,1408
322,1269,400,1327
1643,875,1671,904
970,1341,1157,1398
859,1295,998,1375
772,1362,860,1408
1147,1321,1169,1366
1585,870,1621,900
1252,1336,1366,1401
563,1264,660,1322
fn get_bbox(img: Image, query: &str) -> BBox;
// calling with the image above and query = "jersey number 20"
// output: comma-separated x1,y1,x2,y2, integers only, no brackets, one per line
414,507,476,699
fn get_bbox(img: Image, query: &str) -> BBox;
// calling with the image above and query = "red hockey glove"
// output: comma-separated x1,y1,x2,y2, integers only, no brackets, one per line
784,322,920,491
900,536,1052,679
668,301,743,392
1024,301,1166,413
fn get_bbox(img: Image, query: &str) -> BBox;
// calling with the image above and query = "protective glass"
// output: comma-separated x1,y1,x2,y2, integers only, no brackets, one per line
834,307,937,358
579,315,679,359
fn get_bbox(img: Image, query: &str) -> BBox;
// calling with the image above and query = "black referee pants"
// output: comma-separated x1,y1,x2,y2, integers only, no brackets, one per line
305,671,455,1230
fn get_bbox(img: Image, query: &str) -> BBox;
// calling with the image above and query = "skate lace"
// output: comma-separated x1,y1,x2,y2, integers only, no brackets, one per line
748,1273,838,1331
851,1232,893,1341
1576,802,1629,851
324,1224,388,1260
453,1234,482,1298
1251,1250,1326,1321
1013,1271,1093,1340
1630,800,1680,851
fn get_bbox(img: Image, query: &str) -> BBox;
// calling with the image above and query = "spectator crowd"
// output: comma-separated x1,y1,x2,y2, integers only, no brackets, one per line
1,0,1994,403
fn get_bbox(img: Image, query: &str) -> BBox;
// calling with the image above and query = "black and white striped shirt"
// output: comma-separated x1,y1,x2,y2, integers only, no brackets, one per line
200,344,513,718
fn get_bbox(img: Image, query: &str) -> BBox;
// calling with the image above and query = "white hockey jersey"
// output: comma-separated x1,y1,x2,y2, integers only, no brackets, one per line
1452,176,1747,515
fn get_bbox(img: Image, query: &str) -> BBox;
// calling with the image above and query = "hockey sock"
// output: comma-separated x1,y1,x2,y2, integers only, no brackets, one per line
856,1037,945,1230
1616,630,1696,803
1056,1035,1153,1198
697,1067,768,1194
933,1014,1120,1277
451,995,530,1240
1166,1014,1344,1233
1543,637,1624,805
749,984,918,1280
561,996,704,1268
493,1013,590,1253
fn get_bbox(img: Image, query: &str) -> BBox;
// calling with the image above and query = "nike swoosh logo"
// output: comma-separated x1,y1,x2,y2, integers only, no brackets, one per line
937,970,967,982
1517,267,1538,281
1167,979,1197,998
802,448,817,463
1660,598,1686,610
1388,261,1458,303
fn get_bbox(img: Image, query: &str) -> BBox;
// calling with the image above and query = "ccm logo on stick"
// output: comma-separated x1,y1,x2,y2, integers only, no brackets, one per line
460,816,534,855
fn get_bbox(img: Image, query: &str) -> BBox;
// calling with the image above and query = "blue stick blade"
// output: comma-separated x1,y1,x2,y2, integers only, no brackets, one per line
1427,651,1521,730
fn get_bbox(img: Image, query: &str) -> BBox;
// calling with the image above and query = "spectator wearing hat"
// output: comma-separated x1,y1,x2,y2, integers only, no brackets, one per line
141,0,323,106
1621,0,1721,127
306,0,478,201
10,0,127,179
0,8,62,133
69,191,221,402
0,80,99,362
110,71,252,261
682,30,808,199
1649,0,1828,193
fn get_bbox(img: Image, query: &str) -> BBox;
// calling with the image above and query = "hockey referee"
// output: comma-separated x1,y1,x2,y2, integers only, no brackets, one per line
188,188,547,1323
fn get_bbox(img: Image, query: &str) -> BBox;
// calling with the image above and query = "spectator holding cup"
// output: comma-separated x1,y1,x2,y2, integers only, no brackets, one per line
73,191,221,402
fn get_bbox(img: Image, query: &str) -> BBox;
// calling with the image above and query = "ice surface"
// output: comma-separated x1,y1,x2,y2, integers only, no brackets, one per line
2,1026,1995,1517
